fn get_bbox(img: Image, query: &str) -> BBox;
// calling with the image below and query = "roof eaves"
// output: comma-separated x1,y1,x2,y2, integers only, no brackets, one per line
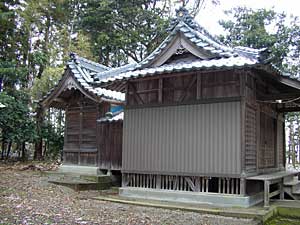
97,111,124,123
100,57,259,84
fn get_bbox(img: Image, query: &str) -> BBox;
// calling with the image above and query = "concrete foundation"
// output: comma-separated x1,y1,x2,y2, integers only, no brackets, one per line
119,187,264,208
58,165,102,175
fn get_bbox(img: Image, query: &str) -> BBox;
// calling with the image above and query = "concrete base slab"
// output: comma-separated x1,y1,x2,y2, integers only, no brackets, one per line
58,165,101,175
93,194,274,223
119,187,264,208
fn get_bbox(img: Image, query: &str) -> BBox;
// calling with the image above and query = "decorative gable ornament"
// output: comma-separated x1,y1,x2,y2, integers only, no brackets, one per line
65,77,78,91
168,7,198,31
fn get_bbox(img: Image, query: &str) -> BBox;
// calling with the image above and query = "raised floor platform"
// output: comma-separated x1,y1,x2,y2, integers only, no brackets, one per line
246,170,298,181
119,187,263,208
247,170,300,207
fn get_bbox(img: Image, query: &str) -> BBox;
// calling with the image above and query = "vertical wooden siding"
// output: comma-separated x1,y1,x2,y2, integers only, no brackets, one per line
277,114,285,168
97,121,123,170
123,101,241,176
258,111,276,168
245,104,257,173
63,103,98,166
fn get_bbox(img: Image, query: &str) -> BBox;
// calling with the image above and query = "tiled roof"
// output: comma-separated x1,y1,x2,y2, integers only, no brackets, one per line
67,55,124,101
40,53,125,105
96,7,276,85
97,112,124,122
100,57,258,83
95,62,138,82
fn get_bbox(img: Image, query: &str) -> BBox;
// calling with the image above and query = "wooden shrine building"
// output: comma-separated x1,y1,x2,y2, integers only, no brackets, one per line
98,7,300,207
41,54,124,174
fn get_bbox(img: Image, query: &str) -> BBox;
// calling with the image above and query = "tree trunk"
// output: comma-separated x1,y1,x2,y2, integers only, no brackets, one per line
6,140,12,159
1,140,6,160
21,142,26,161
34,105,44,160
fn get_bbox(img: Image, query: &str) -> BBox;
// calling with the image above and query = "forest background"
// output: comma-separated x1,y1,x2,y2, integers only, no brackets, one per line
1,0,299,167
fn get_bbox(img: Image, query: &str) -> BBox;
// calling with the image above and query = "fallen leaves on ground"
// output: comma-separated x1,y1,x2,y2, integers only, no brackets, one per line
0,162,259,225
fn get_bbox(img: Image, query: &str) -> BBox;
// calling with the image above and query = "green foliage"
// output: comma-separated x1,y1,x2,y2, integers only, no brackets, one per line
219,7,300,74
42,120,64,160
0,60,28,91
78,0,170,66
0,91,36,144
30,67,63,101
69,32,96,62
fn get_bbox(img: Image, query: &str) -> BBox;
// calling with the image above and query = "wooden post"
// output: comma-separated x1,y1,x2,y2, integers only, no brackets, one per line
156,175,161,189
195,177,200,192
240,71,246,175
279,178,284,200
196,73,202,99
256,104,261,171
226,178,230,194
122,173,128,187
231,178,234,194
78,103,83,165
205,177,209,192
158,78,163,103
264,180,270,208
240,177,246,196
125,82,129,106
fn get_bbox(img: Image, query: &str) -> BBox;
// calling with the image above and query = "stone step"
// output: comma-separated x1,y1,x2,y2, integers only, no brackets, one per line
43,171,80,178
283,174,297,183
80,174,111,183
45,171,112,191
49,178,111,191
284,177,300,193
44,171,111,182
293,189,300,195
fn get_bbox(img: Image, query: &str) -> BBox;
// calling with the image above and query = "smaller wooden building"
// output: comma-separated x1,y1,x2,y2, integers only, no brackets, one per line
41,53,124,173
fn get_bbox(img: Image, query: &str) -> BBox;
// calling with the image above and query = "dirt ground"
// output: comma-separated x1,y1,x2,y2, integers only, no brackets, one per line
0,162,261,225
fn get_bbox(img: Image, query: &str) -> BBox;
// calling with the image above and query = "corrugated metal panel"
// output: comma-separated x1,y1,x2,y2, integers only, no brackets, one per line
123,102,241,176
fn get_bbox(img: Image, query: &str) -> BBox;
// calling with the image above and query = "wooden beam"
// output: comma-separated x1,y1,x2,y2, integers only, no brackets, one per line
278,106,300,112
179,75,197,102
129,82,144,105
125,96,242,109
258,93,300,101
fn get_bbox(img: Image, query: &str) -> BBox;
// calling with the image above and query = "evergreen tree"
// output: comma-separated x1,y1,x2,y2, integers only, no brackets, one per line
219,7,300,75
78,0,170,66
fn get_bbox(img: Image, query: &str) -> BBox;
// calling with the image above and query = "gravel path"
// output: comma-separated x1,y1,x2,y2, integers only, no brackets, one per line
0,164,260,225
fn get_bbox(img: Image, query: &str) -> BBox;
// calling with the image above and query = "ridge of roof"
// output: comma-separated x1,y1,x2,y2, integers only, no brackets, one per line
136,7,262,70
66,56,124,101
168,7,222,45
69,52,110,72
95,62,138,82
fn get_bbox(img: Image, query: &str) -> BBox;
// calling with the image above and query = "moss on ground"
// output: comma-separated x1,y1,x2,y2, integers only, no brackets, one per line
265,216,300,225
